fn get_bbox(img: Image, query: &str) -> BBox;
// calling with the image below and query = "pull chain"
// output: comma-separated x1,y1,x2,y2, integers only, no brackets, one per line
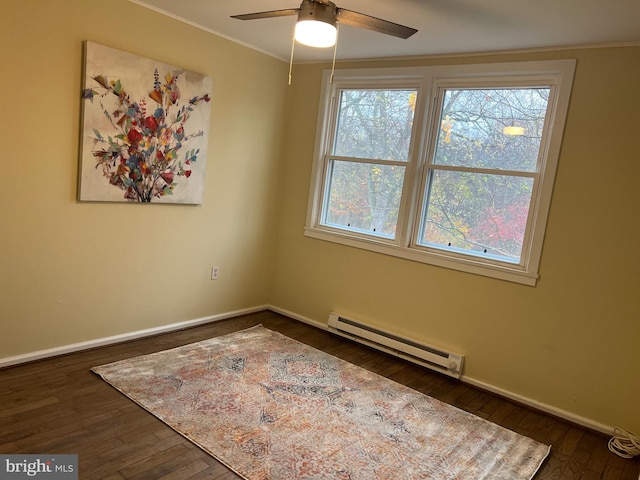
288,28,296,85
330,24,339,84
289,23,338,85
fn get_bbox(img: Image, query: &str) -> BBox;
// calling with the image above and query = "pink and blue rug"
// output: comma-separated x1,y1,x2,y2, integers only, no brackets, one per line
93,325,549,479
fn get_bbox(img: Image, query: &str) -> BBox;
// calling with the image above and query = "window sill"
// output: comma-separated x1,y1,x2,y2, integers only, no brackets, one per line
304,226,539,286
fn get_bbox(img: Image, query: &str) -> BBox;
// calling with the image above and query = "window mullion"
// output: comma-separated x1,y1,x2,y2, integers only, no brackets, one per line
398,83,431,249
409,88,440,250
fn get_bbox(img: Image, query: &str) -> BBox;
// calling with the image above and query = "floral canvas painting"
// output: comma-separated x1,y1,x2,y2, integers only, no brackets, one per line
79,42,212,204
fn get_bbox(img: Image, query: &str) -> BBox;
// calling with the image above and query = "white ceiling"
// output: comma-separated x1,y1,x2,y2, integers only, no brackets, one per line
130,0,640,62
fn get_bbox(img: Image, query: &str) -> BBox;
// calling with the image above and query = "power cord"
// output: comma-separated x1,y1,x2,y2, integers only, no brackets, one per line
608,428,640,459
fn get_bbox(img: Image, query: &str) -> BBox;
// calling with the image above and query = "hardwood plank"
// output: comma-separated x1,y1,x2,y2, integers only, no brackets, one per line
518,410,571,447
556,425,586,457
117,444,194,478
157,458,211,480
535,453,565,480
563,449,591,479
1,310,638,479
473,393,504,418
0,395,59,419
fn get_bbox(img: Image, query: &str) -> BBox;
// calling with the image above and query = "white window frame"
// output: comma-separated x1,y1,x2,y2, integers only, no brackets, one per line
304,60,575,286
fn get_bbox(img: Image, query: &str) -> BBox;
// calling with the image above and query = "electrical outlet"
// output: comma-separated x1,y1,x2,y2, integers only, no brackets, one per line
211,266,219,280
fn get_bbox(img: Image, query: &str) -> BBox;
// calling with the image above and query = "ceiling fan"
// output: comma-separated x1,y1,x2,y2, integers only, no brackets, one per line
231,0,418,49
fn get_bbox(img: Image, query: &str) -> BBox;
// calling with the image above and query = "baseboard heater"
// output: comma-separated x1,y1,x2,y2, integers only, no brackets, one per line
327,313,464,378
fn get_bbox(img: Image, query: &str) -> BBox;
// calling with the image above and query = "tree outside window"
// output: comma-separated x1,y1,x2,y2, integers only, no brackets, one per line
306,62,575,285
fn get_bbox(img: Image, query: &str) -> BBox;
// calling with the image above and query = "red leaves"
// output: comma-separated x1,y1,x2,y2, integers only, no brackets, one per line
160,172,174,184
127,129,143,145
144,115,158,132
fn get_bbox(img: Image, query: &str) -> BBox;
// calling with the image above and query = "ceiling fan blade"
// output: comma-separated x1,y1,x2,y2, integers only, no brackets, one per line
336,8,417,39
231,9,299,21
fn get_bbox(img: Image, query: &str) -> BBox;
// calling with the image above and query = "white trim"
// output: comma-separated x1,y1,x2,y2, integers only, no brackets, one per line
304,228,539,285
321,42,640,65
460,376,615,436
2,304,617,436
127,0,640,66
0,305,267,368
127,0,287,62
267,305,328,330
305,60,576,286
268,306,616,436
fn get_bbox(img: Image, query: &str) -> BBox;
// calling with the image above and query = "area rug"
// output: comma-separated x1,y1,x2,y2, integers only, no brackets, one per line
92,325,550,479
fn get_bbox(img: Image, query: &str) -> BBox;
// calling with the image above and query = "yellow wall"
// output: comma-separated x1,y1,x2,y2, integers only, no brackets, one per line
0,1,287,354
270,48,640,433
2,1,638,435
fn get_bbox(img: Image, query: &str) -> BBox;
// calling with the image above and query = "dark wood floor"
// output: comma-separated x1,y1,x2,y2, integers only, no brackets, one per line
1,310,638,479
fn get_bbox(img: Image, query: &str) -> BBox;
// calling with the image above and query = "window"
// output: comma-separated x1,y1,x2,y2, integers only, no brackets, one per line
305,61,575,285
323,89,416,238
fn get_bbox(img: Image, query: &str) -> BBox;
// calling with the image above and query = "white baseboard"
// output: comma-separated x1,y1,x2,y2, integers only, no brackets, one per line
267,305,328,330
266,305,616,436
1,304,617,437
0,305,268,369
459,376,615,436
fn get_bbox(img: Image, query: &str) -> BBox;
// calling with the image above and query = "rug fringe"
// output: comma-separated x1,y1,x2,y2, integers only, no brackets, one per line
529,444,552,480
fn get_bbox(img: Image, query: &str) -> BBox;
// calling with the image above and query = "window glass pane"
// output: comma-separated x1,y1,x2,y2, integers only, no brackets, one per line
434,88,550,172
323,160,405,238
421,170,534,262
333,89,417,161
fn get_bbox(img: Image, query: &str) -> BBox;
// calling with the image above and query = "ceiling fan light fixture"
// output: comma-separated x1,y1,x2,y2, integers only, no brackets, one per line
231,0,418,54
293,0,338,48
295,19,337,47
